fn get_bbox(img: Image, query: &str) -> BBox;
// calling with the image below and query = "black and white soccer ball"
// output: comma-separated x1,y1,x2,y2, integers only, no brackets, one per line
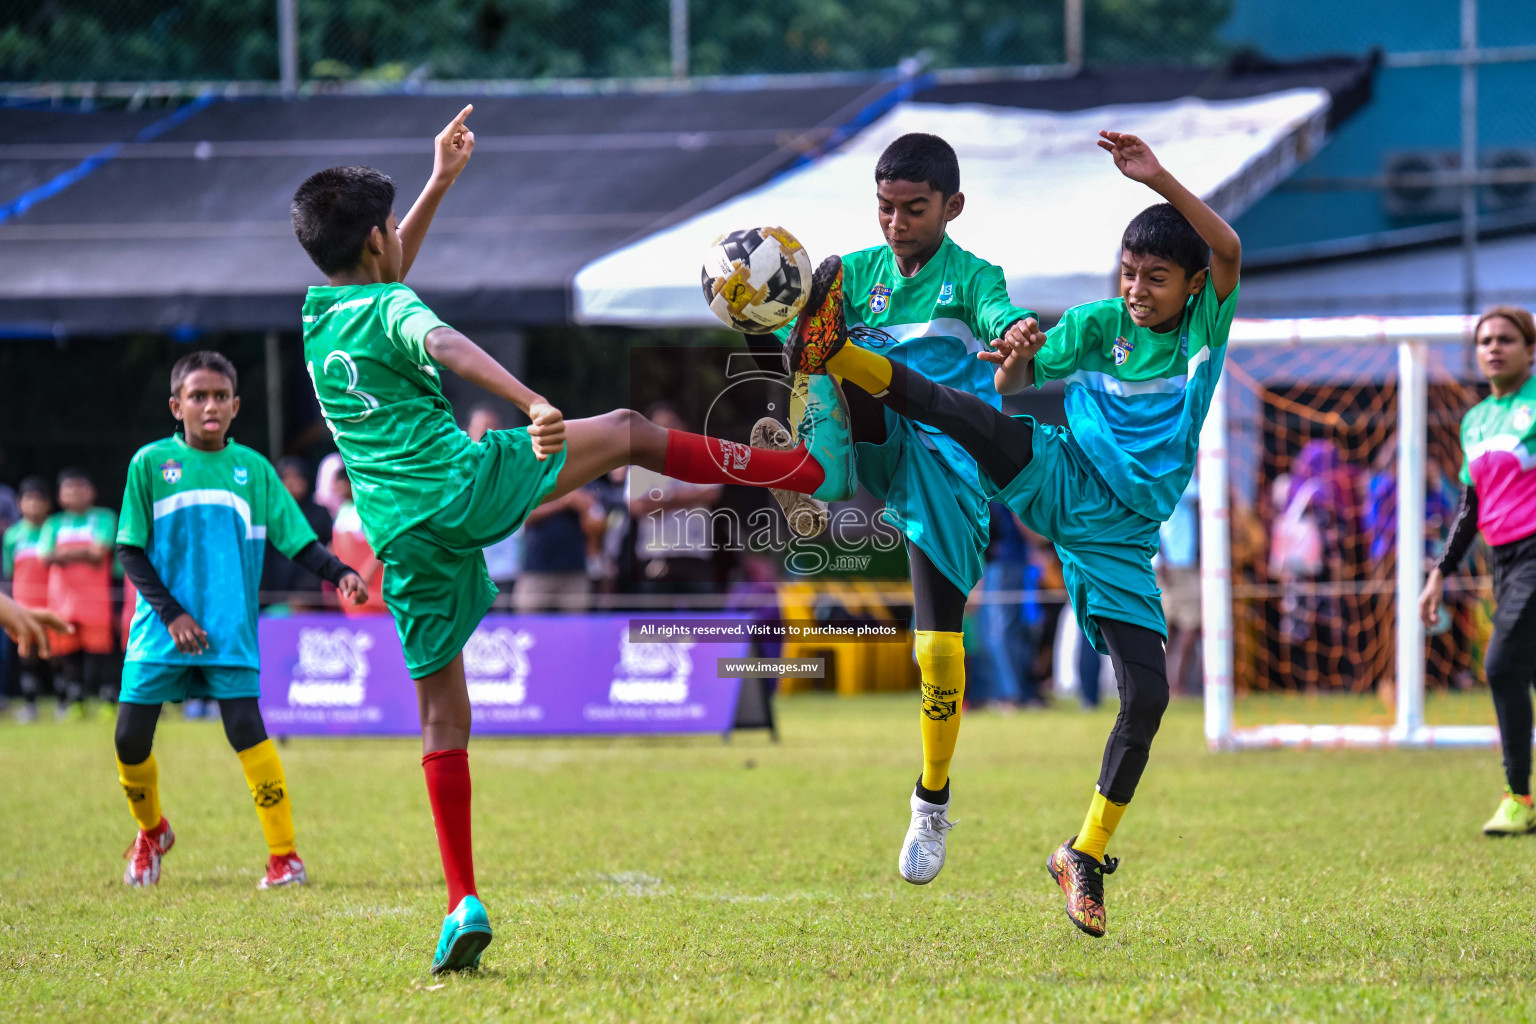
701,226,813,333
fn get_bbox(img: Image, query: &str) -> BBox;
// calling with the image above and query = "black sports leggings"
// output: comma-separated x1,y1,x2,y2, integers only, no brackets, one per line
843,382,968,633
1094,618,1171,803
1484,537,1536,796
114,694,271,765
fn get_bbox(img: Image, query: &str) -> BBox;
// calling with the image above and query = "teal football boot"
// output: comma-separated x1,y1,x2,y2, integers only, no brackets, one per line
430,894,493,975
794,372,856,503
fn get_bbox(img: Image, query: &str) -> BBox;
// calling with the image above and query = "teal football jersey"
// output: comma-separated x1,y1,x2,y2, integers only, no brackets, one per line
117,435,317,667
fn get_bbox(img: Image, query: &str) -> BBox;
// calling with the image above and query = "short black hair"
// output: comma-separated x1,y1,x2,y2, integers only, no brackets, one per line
58,466,92,486
875,133,960,198
18,475,48,499
170,350,238,397
291,166,396,276
275,456,310,480
1121,203,1209,278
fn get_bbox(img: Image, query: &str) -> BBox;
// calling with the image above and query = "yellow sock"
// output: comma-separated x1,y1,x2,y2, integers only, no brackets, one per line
1072,789,1128,863
827,343,893,395
916,630,965,792
117,754,163,832
237,739,296,856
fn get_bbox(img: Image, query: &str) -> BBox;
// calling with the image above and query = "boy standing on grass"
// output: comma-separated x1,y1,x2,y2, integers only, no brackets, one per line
3,477,63,721
291,107,834,975
113,350,369,889
40,467,118,716
786,130,1240,937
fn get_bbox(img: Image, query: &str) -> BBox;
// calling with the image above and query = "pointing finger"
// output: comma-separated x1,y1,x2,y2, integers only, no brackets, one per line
450,104,473,129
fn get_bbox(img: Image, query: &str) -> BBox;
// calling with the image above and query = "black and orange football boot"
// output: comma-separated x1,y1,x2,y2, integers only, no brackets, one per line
782,255,847,375
1046,836,1119,938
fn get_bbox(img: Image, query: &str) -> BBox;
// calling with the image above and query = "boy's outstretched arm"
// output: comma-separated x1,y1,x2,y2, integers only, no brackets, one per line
1099,130,1241,302
398,105,476,280
424,327,566,459
978,317,1048,395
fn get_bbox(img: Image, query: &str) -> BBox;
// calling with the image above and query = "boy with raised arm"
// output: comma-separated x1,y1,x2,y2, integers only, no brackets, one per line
291,106,834,975
786,130,1241,937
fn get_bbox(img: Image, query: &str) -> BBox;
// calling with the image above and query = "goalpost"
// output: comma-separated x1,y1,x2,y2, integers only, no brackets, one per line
1201,314,1499,750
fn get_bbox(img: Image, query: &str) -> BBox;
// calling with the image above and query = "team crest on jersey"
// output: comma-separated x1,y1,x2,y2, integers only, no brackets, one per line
233,467,249,486
869,284,891,314
937,282,955,304
1515,405,1534,433
160,460,182,484
1112,336,1136,366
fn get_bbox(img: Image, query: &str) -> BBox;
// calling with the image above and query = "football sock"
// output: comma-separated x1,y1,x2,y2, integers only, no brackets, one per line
915,630,966,793
117,754,163,833
237,739,296,856
1072,789,1128,863
826,343,893,396
662,429,826,494
422,749,477,911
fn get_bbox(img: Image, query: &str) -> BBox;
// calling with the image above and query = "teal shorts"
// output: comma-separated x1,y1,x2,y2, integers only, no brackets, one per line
991,419,1165,653
120,661,260,704
378,426,567,679
855,410,990,594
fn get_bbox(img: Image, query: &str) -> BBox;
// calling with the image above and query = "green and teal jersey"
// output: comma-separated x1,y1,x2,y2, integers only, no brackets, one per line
841,236,1036,493
117,435,317,668
1458,373,1536,546
1034,281,1239,523
301,282,478,550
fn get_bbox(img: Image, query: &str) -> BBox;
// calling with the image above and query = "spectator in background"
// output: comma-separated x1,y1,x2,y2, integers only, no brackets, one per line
3,477,61,721
1158,473,1202,696
466,404,521,592
0,448,21,534
313,452,347,519
260,457,332,609
969,503,1039,710
330,471,389,616
514,486,605,613
626,404,722,597
42,467,118,715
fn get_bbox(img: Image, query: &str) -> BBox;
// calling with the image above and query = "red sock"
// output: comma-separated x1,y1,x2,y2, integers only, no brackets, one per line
662,429,826,494
421,749,476,911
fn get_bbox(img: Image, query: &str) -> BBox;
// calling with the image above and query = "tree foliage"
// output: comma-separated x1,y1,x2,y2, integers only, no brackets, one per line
2,0,1231,83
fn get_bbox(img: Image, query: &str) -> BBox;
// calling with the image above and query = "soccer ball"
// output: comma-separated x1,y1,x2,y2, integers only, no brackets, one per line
701,226,813,333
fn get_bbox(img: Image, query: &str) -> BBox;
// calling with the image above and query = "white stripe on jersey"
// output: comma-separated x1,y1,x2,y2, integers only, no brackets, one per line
850,317,986,355
1465,433,1536,471
152,489,267,540
1062,343,1216,398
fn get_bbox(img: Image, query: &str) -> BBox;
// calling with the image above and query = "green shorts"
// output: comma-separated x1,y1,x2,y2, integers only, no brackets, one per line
378,427,567,678
991,419,1165,653
120,661,260,704
854,410,990,594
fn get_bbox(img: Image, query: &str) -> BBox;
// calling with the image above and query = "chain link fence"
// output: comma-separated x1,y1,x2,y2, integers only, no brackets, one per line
2,0,1235,86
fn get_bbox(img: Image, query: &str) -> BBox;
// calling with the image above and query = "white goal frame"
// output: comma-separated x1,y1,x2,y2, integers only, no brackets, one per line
1202,314,1498,750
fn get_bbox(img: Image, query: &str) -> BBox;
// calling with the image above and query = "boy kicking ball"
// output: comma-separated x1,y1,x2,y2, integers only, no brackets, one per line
786,130,1240,937
114,351,369,889
290,106,833,974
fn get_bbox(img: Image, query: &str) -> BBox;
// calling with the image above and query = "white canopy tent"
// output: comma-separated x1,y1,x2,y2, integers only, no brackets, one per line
574,89,1332,327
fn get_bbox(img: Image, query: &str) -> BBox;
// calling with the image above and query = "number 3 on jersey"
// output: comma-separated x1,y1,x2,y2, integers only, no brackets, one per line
307,351,379,439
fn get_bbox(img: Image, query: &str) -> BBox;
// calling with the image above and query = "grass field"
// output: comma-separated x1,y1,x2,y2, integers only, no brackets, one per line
4,692,1535,1023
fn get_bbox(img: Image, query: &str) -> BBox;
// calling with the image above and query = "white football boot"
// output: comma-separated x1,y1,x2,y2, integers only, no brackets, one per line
750,416,830,538
898,783,956,885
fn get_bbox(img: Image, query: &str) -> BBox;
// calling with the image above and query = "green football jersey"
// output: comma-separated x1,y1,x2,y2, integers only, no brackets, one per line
840,235,1035,490
1457,373,1536,546
301,282,479,550
118,435,317,666
1034,282,1239,523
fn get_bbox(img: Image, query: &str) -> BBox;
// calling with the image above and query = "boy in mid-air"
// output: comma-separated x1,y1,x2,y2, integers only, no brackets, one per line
291,106,834,974
40,467,118,715
758,133,1038,888
3,478,62,721
114,351,368,889
786,130,1240,937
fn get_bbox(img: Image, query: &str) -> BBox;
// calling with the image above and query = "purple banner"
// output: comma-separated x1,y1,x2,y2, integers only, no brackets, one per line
257,614,745,736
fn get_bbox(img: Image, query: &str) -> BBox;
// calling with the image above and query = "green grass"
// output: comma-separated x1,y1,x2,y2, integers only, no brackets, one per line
3,693,1535,1023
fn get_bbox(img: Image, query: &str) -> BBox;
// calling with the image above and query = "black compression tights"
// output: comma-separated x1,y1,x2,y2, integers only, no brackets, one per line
847,362,1036,488
1094,619,1172,803
114,695,271,765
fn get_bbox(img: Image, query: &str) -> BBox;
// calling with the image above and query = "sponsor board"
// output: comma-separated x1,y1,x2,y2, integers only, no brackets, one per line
257,614,746,735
